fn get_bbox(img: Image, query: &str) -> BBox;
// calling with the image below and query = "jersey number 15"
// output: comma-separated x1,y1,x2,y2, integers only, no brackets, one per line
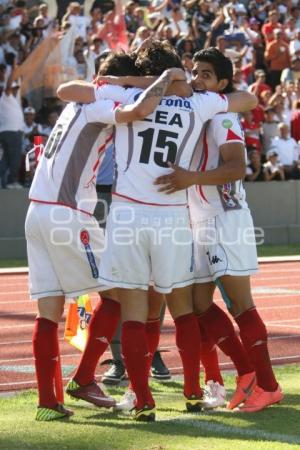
138,128,179,168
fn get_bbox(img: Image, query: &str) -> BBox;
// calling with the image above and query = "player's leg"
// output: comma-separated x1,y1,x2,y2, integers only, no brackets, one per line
194,279,255,408
193,282,226,409
70,289,120,385
166,285,203,411
147,288,165,366
218,275,283,412
119,288,156,421
26,203,73,421
101,321,126,386
115,288,166,412
151,300,171,380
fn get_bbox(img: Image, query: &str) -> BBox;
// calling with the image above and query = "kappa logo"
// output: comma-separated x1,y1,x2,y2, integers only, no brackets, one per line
206,251,222,265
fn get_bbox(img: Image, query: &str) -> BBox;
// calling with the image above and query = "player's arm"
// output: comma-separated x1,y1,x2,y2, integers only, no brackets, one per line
57,76,192,103
57,80,95,103
225,91,258,113
115,68,186,123
154,142,246,193
95,75,193,97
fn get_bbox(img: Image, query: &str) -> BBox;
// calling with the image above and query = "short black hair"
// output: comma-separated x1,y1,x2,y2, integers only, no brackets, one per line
98,52,140,76
193,47,234,94
135,40,183,76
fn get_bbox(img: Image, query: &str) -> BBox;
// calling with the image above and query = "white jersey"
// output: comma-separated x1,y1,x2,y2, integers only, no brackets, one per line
95,84,229,206
29,100,117,215
188,112,249,222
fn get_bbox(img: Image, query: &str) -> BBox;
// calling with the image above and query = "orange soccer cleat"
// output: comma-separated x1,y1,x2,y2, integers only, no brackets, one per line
227,371,256,410
237,385,284,413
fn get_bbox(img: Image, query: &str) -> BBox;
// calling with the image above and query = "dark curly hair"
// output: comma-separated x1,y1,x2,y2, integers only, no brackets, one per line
134,40,183,76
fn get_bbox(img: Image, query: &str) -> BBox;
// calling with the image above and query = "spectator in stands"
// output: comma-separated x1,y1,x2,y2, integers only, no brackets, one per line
262,9,282,44
265,29,290,90
291,99,300,143
263,149,285,181
245,149,265,181
270,122,300,179
261,106,279,155
281,55,300,85
181,52,193,81
241,110,261,152
62,2,91,39
0,62,24,189
248,69,272,101
42,110,59,137
23,106,42,151
289,28,300,57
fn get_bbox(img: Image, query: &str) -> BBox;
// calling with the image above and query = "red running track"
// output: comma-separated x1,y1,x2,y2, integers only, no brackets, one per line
0,261,300,392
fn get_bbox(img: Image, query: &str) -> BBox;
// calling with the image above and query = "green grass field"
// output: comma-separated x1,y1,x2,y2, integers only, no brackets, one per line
1,366,299,450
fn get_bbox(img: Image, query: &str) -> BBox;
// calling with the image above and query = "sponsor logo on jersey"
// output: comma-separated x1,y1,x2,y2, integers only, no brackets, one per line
80,229,99,278
222,119,233,129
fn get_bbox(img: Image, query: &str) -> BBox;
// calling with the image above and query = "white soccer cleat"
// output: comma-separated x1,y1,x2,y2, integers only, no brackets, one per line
202,380,227,409
114,390,136,411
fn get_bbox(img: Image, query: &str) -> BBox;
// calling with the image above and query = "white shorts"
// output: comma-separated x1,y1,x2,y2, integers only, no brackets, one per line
193,209,258,283
98,202,195,293
25,202,106,300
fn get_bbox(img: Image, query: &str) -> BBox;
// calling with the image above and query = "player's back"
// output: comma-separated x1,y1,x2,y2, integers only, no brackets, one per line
29,100,116,214
94,85,229,206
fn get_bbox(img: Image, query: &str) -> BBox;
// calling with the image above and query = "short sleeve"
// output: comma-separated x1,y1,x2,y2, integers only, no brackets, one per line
94,84,138,104
211,113,244,148
193,91,228,122
84,98,118,124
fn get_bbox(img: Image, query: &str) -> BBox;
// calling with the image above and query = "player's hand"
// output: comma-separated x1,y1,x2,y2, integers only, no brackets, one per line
166,68,187,82
154,162,197,194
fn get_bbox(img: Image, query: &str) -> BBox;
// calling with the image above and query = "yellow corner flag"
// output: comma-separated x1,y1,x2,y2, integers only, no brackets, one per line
64,295,93,352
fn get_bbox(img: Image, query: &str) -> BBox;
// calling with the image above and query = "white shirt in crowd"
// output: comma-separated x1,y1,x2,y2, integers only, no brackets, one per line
270,136,300,165
0,93,24,132
68,15,91,39
289,38,300,56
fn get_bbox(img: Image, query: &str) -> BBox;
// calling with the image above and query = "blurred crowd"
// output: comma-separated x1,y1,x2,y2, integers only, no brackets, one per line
1,0,300,188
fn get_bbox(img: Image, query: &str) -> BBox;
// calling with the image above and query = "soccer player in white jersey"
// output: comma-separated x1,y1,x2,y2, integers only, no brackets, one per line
155,48,283,413
26,52,184,421
58,41,258,421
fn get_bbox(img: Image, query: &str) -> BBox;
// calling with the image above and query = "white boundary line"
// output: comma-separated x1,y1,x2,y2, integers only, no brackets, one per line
158,416,300,445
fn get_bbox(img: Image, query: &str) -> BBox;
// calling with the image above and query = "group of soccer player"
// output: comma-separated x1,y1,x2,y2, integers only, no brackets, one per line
25,38,283,422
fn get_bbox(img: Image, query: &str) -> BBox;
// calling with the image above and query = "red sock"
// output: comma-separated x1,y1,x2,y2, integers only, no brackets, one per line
33,318,59,408
198,320,223,385
235,308,278,391
198,303,253,377
74,297,120,386
174,313,202,398
122,321,154,409
146,318,160,361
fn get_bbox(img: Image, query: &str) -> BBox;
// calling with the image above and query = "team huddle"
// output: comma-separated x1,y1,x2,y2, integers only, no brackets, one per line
25,39,283,422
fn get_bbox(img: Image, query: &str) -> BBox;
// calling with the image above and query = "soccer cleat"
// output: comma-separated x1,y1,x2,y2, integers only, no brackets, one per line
185,394,203,412
66,379,116,408
227,371,256,410
101,359,126,386
132,404,156,422
114,389,136,411
35,403,74,421
151,351,171,380
237,385,284,413
202,380,227,409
